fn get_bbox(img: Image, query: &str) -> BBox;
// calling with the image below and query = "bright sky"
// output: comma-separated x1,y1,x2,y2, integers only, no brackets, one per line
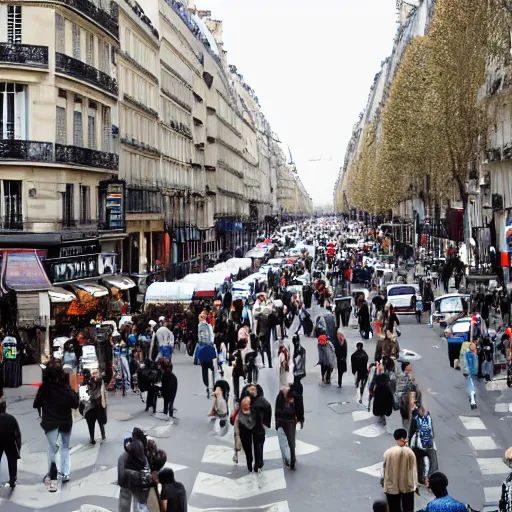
141,0,398,206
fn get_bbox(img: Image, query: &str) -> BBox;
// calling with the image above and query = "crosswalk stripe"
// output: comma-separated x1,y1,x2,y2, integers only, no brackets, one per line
468,436,499,450
353,423,387,438
477,458,509,475
485,380,509,391
189,501,290,512
484,486,502,504
352,411,374,422
192,469,287,500
459,416,486,430
495,403,512,413
356,461,383,478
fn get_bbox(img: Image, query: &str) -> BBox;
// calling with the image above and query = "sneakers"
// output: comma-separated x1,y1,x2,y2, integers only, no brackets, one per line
46,478,58,492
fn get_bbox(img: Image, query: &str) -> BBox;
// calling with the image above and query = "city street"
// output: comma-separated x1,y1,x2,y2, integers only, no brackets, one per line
1,308,511,512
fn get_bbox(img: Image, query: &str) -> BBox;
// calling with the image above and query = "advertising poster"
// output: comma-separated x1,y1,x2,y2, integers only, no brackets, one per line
506,210,512,252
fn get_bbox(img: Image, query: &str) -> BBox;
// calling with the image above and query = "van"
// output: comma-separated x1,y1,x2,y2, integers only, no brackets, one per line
386,284,420,314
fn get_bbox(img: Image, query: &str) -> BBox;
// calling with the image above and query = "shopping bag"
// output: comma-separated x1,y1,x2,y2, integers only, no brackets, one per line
277,427,290,466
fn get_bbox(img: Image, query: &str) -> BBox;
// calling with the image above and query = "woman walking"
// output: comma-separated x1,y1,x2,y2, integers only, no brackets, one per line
333,329,347,388
33,358,79,492
370,363,394,425
160,359,178,419
275,387,303,470
237,396,259,472
83,370,107,444
317,334,336,384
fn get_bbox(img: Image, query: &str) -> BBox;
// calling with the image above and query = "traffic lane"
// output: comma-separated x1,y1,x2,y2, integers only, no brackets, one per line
398,316,490,509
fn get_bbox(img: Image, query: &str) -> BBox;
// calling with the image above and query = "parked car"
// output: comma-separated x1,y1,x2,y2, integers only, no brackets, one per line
386,284,420,314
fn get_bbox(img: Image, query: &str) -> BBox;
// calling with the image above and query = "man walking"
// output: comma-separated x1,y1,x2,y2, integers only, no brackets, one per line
351,342,369,403
383,428,418,512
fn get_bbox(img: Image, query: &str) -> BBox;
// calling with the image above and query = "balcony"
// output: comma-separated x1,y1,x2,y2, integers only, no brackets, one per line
55,53,118,96
127,187,163,214
56,144,119,170
0,139,53,162
58,0,119,39
0,43,49,68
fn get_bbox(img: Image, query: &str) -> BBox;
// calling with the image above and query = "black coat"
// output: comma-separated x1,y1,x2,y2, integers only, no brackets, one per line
161,370,178,400
372,374,394,418
159,469,187,512
0,411,21,452
33,382,79,433
351,349,369,377
333,339,347,373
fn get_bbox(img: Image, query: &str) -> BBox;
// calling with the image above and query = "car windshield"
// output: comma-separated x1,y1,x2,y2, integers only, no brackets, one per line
452,320,471,334
439,297,465,313
388,286,416,297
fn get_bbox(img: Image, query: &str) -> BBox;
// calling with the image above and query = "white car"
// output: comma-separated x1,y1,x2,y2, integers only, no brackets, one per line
386,284,420,314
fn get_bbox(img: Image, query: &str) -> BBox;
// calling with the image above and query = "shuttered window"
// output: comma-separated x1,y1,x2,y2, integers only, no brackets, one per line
7,5,21,44
86,32,94,66
55,13,65,53
72,23,80,60
87,104,96,149
56,106,66,145
0,82,26,140
73,110,83,147
102,106,111,152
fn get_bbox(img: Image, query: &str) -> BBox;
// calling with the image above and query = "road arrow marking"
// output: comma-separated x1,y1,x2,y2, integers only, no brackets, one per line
353,423,387,438
192,469,286,500
356,461,383,478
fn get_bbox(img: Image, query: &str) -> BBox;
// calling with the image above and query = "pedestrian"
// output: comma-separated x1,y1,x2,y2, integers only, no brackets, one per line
33,358,79,492
351,342,369,403
278,341,291,387
386,304,400,337
292,334,307,392
159,467,187,512
414,295,423,324
0,395,21,488
499,447,512,512
275,387,303,470
235,396,259,472
333,328,347,388
82,370,107,444
317,334,336,385
196,313,216,398
370,363,394,425
124,427,152,510
409,404,438,485
207,380,229,434
240,383,271,472
426,472,466,512
143,359,162,414
147,448,167,512
465,342,478,409
357,298,372,339
382,428,418,512
160,359,178,419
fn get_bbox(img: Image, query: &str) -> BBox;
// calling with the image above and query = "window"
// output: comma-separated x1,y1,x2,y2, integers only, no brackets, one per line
73,110,83,147
0,82,26,140
56,106,66,145
79,185,90,223
55,13,65,53
72,23,80,60
62,183,74,227
102,106,111,152
87,103,96,149
7,5,22,44
86,32,94,66
3,180,22,228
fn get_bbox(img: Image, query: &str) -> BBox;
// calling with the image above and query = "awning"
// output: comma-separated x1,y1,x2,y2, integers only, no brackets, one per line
48,287,76,303
73,283,109,297
102,275,136,290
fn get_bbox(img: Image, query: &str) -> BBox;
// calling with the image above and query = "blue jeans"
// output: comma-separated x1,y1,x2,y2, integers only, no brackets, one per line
46,428,71,477
482,359,494,379
467,375,476,404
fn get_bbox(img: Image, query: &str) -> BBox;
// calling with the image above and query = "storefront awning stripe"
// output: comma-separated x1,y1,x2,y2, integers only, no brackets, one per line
48,287,76,303
74,283,109,297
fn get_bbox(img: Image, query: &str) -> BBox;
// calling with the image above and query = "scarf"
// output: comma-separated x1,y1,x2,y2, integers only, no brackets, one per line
238,410,256,430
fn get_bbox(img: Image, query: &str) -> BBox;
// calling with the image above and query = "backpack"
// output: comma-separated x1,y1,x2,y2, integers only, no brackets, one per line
160,344,172,359
416,414,433,449
198,322,211,345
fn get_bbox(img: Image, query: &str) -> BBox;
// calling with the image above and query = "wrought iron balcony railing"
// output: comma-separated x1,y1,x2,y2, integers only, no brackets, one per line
55,143,119,170
0,43,49,68
55,52,118,96
0,139,53,161
0,215,23,231
59,0,119,39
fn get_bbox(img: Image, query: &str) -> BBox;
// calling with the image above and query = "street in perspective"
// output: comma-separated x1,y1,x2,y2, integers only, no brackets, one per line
1,0,512,512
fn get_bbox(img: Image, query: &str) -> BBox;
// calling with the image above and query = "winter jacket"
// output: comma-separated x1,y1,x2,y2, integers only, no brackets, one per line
159,469,187,512
317,340,336,368
275,390,298,426
161,370,178,400
0,411,21,452
372,373,394,418
33,381,79,433
351,349,369,377
241,384,271,433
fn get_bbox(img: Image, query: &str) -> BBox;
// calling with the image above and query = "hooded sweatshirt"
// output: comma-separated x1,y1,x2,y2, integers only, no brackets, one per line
33,381,79,433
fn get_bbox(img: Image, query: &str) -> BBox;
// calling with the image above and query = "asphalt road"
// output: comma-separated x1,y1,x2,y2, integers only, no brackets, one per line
1,306,510,512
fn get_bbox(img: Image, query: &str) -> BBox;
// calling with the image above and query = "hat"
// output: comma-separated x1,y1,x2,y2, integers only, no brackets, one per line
318,334,327,345
149,320,157,327
158,316,166,322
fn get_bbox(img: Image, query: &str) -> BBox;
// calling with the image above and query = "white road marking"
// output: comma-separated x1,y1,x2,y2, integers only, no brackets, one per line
164,461,189,472
495,403,512,413
468,436,499,450
399,349,422,361
485,380,509,391
477,458,510,475
356,461,383,478
192,469,286,500
484,486,502,504
459,416,487,430
201,437,319,465
353,423,387,438
189,501,290,512
352,411,374,422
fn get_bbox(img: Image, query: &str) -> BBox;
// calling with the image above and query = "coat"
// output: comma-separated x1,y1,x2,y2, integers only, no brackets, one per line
351,349,369,377
0,411,21,454
33,381,79,433
333,338,347,373
317,340,336,368
372,373,394,418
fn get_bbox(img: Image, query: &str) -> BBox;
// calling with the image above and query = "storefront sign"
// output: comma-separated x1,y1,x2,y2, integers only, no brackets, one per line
61,231,98,242
4,252,52,291
59,244,99,258
106,183,125,229
46,252,117,284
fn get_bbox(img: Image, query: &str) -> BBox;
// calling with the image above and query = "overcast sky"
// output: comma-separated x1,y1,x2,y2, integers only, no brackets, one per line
141,0,398,205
